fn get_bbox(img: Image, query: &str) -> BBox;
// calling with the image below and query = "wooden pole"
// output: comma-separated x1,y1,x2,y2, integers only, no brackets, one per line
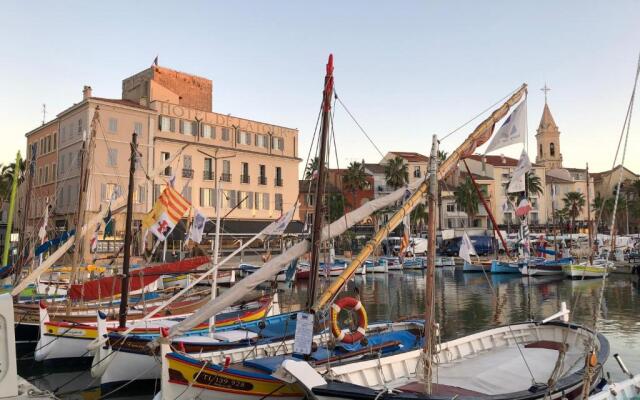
423,135,439,393
307,54,334,310
586,163,593,264
3,152,21,267
118,131,138,328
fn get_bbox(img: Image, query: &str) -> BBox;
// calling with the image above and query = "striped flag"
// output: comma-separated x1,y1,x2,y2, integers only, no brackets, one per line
143,186,191,241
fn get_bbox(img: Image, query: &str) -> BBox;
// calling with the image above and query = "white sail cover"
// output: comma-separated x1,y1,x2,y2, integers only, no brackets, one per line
167,179,423,339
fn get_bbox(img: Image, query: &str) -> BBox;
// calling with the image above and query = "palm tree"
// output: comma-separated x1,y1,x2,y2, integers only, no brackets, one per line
304,157,319,180
563,191,585,233
525,174,544,198
603,197,627,233
384,156,408,190
327,193,345,223
0,160,26,201
410,203,428,234
454,177,480,227
591,194,605,229
553,208,569,236
342,161,368,210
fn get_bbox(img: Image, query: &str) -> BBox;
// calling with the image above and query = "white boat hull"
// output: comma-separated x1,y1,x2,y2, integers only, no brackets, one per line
589,375,640,399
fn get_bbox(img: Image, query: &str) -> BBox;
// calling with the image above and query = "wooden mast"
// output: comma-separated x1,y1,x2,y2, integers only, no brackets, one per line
118,131,138,328
586,163,593,264
13,149,35,285
2,152,21,268
462,159,511,258
307,54,334,309
423,135,439,393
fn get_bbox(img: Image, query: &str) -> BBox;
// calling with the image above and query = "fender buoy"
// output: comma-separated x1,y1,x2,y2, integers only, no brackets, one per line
330,297,368,344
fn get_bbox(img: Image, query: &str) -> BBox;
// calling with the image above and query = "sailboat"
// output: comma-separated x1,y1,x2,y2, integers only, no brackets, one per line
277,84,611,400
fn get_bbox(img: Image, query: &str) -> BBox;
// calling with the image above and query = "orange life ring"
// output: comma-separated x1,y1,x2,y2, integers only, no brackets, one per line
330,296,368,344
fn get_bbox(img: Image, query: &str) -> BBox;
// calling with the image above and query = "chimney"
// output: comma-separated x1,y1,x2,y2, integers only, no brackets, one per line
500,154,506,164
83,85,92,100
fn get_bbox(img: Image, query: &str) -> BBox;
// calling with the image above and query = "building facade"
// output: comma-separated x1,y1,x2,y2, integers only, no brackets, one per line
19,65,301,254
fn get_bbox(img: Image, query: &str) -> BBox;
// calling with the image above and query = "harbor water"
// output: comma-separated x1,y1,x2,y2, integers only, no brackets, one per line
20,267,640,399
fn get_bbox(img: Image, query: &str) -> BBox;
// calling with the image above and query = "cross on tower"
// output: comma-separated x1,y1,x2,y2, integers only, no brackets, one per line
541,83,551,104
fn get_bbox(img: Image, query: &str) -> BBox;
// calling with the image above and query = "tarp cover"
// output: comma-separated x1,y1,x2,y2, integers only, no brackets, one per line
68,256,209,301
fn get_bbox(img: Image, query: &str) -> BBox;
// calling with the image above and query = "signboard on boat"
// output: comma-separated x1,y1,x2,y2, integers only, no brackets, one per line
293,312,313,355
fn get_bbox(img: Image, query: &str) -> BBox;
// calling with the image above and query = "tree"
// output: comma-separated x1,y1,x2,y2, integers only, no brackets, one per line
553,208,569,235
603,196,627,232
327,193,345,223
563,191,585,233
304,157,319,180
384,156,408,190
525,174,544,198
411,203,428,234
0,160,26,201
437,150,448,164
342,161,368,210
454,176,480,227
591,194,605,229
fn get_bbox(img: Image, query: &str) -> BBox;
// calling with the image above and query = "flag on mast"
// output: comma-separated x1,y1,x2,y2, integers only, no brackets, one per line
484,98,527,154
143,186,191,241
37,203,49,244
260,204,297,238
507,149,532,193
187,208,208,244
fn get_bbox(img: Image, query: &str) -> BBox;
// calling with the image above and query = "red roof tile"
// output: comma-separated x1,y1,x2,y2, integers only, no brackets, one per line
388,152,429,162
91,97,153,111
466,154,519,167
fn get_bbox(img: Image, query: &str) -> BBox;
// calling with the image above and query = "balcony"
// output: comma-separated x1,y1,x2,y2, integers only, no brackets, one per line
182,168,194,179
203,170,214,180
259,176,267,185
274,178,283,187
221,173,232,182
240,174,250,184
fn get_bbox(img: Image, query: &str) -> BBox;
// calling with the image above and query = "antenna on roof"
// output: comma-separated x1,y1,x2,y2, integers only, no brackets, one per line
41,104,46,126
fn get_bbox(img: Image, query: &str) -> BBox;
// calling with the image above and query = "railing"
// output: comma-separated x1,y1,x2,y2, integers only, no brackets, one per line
240,174,250,184
221,173,232,182
274,178,283,187
258,176,267,185
182,168,194,178
203,170,214,180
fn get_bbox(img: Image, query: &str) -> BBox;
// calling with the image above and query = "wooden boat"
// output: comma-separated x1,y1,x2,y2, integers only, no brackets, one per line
154,322,424,400
160,269,236,289
292,321,609,400
383,257,404,271
402,257,425,270
490,259,521,274
520,257,573,276
435,256,456,267
563,259,613,279
296,261,346,279
364,259,388,273
34,297,272,362
463,260,491,272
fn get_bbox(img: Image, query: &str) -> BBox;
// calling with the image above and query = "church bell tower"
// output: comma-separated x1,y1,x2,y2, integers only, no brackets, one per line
535,84,563,169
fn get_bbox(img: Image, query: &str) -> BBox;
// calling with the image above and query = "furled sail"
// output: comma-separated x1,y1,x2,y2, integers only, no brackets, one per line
167,178,423,339
68,256,209,301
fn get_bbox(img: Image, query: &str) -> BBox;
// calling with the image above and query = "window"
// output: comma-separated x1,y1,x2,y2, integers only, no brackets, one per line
38,168,42,185
307,193,315,206
134,122,143,135
200,188,216,207
203,157,213,180
256,134,268,148
182,186,192,202
61,126,66,144
44,166,49,184
550,142,555,157
262,193,270,210
60,154,65,175
225,190,236,208
182,155,193,178
221,160,231,182
180,120,193,135
275,193,283,211
76,150,82,167
39,139,44,155
254,192,261,210
161,152,171,176
246,191,254,209
53,132,57,150
203,125,214,138
413,166,421,178
78,119,83,133
539,144,543,157
46,136,51,153
101,183,121,201
160,116,170,131
108,118,118,132
237,130,251,145
272,137,284,150
259,164,266,185
59,187,64,208
52,163,56,180
137,184,146,204
446,203,455,212
241,162,250,183
237,191,243,209
108,149,118,166
275,167,283,187
221,127,230,141
154,184,161,200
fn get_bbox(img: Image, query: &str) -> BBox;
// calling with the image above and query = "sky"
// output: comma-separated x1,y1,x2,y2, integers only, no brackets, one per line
1,1,639,175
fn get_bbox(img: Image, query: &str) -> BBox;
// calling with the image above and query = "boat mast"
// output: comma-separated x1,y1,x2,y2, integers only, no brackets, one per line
551,185,558,260
13,149,35,285
461,159,511,258
3,152,20,269
307,54,334,309
423,135,439,393
118,131,138,328
586,163,593,264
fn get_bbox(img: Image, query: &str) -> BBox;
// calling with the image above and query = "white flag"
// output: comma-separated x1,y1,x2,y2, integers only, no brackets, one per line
459,232,477,264
507,150,532,193
37,204,49,243
551,184,557,209
484,98,527,154
188,209,208,244
261,204,297,238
